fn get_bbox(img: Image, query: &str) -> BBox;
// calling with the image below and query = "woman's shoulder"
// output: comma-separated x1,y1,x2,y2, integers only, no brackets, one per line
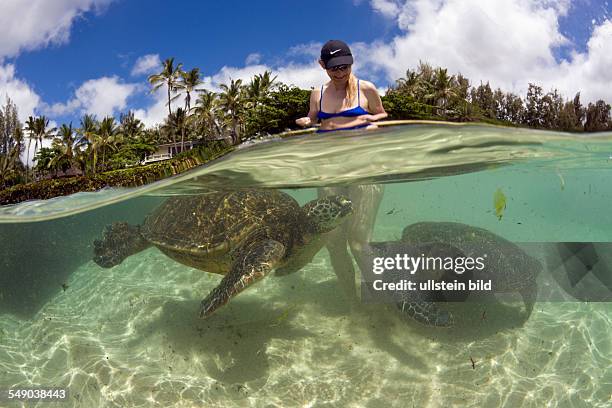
357,79,377,91
309,86,322,100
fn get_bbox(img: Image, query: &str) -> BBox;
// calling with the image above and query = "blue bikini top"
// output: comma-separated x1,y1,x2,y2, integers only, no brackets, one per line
317,80,370,120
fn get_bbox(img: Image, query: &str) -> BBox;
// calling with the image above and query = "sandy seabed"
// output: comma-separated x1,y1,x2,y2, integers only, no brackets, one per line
0,245,610,408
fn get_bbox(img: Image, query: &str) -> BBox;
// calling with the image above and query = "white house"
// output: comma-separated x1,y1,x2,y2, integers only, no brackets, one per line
142,136,232,164
142,140,200,164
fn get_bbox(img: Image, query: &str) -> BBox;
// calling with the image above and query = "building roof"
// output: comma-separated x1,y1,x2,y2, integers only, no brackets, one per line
156,140,200,147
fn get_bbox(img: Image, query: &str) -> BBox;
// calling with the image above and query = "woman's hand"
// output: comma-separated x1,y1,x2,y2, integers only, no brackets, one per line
356,114,378,122
295,117,312,127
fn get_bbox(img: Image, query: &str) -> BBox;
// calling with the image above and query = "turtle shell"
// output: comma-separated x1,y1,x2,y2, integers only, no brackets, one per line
401,221,541,290
142,189,304,257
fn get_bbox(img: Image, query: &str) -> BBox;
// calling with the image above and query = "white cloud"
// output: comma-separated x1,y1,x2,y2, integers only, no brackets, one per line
133,86,197,128
370,0,402,18
552,20,612,103
357,0,612,103
245,53,261,65
131,54,161,76
287,42,323,59
364,0,568,83
0,0,114,58
0,64,41,121
275,64,329,90
44,76,138,118
207,63,328,92
0,64,55,166
207,64,271,90
133,88,170,128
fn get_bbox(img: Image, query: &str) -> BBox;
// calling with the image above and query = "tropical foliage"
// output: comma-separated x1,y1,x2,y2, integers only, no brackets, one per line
1,57,611,194
385,62,612,132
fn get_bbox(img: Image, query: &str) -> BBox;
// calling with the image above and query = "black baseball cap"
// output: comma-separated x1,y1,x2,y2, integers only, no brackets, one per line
320,40,353,69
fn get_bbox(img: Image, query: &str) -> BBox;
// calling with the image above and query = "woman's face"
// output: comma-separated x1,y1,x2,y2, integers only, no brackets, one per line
319,60,352,83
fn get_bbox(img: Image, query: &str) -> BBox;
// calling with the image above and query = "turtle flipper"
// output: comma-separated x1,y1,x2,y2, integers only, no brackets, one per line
199,240,285,318
396,290,454,327
93,222,150,268
365,241,455,327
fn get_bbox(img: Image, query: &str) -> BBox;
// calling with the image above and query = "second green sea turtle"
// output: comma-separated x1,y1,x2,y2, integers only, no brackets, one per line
368,221,541,327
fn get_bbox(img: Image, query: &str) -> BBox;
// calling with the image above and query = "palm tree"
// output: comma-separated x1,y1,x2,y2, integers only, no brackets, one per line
416,61,434,83
176,68,203,112
258,70,277,93
246,70,277,107
77,114,98,175
427,68,458,112
217,79,244,144
148,57,183,116
97,116,119,170
32,147,57,178
395,68,427,102
35,116,56,154
77,114,98,143
164,108,189,154
57,123,76,159
10,125,24,163
24,116,37,181
140,127,162,146
192,90,220,139
119,111,145,142
72,147,89,175
27,116,55,178
26,116,53,159
49,123,78,174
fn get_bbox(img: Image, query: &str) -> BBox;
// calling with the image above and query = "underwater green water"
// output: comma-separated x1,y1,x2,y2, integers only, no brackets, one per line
0,124,611,407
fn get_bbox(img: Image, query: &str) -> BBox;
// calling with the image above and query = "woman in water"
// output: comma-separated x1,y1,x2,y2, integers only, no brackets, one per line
295,39,388,131
296,40,386,303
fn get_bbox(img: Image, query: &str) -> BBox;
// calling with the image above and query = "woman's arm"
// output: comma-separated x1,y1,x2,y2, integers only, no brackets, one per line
359,80,388,122
295,88,321,127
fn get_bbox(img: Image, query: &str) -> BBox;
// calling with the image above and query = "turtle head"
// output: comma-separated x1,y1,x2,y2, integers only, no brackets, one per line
303,195,353,233
93,222,150,268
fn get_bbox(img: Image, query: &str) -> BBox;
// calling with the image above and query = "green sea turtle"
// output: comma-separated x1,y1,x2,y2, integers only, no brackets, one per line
93,189,352,318
367,221,541,327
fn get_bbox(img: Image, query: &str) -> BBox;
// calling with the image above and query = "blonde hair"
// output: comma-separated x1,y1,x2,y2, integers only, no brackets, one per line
344,73,358,108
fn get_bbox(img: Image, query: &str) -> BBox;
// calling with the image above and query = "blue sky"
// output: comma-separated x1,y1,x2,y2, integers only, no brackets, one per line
12,1,396,102
0,0,611,130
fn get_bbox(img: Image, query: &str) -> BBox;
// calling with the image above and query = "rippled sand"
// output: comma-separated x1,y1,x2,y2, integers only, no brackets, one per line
1,245,610,408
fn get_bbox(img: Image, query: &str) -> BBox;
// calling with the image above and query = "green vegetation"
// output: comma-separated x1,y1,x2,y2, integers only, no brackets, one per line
0,141,231,205
383,62,612,131
1,58,611,204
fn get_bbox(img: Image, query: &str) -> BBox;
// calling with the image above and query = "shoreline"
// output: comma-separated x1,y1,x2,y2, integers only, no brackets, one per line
0,120,579,207
0,141,232,206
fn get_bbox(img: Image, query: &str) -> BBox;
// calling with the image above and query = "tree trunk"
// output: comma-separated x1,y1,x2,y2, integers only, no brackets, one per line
181,126,185,153
26,138,31,182
33,139,39,180
167,84,172,116
232,115,238,145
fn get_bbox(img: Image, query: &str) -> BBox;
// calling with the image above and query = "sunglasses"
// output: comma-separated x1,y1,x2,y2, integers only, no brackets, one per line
328,64,351,72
